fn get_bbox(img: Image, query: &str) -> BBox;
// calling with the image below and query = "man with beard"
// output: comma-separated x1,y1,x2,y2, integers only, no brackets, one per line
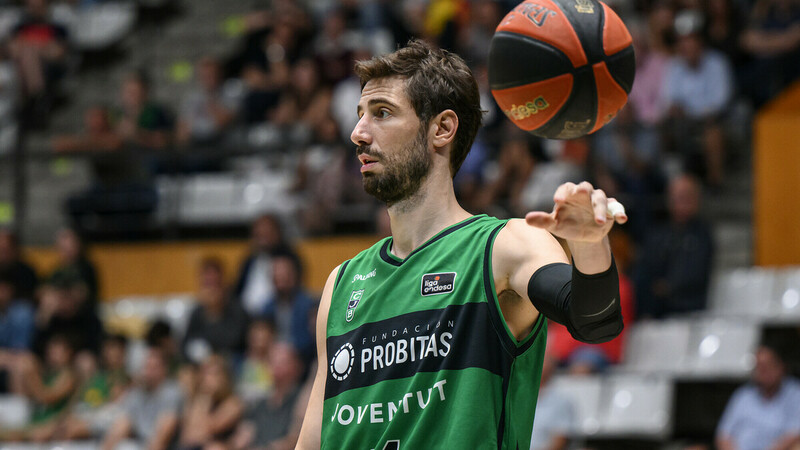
297,40,627,450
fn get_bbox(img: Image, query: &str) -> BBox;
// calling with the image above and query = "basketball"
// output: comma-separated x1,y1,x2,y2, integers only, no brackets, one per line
489,0,636,139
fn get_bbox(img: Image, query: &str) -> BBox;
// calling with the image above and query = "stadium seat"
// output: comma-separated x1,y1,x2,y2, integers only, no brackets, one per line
599,374,673,438
772,267,800,322
549,374,604,436
709,267,779,319
174,172,296,225
126,338,148,375
0,395,30,429
70,2,138,51
0,7,22,40
684,318,759,377
619,320,691,374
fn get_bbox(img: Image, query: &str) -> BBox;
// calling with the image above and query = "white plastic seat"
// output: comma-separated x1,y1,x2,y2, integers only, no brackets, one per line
620,320,691,374
126,338,148,376
178,175,239,224
709,267,778,318
599,374,672,438
684,318,759,377
772,267,800,321
71,2,138,50
549,374,603,436
0,395,30,429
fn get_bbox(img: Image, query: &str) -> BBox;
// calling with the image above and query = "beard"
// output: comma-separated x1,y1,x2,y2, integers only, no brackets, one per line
358,126,432,206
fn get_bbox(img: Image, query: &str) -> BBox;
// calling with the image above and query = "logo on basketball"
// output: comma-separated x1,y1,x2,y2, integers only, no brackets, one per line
574,0,595,14
503,97,550,121
516,3,557,27
330,342,355,381
346,290,363,323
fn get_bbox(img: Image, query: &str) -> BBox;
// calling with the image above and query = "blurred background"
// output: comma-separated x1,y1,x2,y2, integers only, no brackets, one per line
0,0,799,449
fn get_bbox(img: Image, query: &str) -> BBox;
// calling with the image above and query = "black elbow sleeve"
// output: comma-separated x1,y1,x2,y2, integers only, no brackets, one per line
568,259,623,343
527,259,623,344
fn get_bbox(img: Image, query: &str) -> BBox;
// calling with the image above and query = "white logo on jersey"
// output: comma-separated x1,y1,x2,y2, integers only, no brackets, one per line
330,379,448,426
330,343,355,381
352,269,377,283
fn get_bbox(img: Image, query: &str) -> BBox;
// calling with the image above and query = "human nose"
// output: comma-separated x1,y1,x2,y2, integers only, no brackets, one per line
351,115,372,147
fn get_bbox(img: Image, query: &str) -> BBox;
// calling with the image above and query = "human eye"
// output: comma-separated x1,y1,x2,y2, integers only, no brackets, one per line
376,108,391,119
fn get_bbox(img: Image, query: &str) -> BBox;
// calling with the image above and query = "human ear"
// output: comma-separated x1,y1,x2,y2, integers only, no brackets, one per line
430,109,459,150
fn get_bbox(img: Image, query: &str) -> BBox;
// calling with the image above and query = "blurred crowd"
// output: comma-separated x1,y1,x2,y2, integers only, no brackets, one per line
0,0,799,448
0,216,318,449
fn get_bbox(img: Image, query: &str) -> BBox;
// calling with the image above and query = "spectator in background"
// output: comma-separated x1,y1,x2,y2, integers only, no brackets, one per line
717,344,800,450
9,0,68,122
739,0,800,107
33,279,103,357
234,214,286,316
183,257,249,364
238,319,275,400
101,347,182,450
547,228,636,373
48,228,98,307
178,354,244,450
626,6,672,137
0,229,38,301
52,105,122,153
474,130,538,216
146,320,181,375
115,70,172,150
636,174,713,319
703,0,746,67
263,249,315,363
176,56,238,147
297,115,374,235
518,138,587,215
661,13,734,185
229,342,305,450
530,352,574,450
0,271,35,392
56,334,130,441
12,334,78,442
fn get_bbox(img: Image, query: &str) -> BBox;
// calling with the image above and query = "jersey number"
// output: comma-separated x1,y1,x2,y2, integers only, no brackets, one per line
382,441,400,450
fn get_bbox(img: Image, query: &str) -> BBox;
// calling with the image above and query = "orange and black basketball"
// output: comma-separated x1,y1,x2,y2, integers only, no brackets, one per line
489,0,635,139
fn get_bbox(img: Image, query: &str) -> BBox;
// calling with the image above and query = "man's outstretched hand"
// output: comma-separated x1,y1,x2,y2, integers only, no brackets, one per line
525,182,627,243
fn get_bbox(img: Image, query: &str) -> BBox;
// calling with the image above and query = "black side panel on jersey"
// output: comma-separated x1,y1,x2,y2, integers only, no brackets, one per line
555,0,606,65
605,45,636,94
488,31,575,90
532,67,597,139
334,260,351,290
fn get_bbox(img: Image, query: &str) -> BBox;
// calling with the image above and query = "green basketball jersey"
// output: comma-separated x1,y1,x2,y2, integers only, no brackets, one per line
322,215,547,450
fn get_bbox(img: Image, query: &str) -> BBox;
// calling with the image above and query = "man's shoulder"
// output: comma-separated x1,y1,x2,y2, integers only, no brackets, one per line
782,377,800,398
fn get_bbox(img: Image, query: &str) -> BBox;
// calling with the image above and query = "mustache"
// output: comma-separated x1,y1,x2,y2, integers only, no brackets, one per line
356,145,382,159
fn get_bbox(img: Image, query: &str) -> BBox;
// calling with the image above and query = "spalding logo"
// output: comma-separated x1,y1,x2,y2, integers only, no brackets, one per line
575,0,595,14
503,97,550,121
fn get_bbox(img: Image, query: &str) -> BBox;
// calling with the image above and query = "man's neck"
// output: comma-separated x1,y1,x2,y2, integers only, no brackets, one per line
387,173,471,259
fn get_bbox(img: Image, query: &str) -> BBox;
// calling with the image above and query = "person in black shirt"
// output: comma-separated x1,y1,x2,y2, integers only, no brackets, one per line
0,229,38,302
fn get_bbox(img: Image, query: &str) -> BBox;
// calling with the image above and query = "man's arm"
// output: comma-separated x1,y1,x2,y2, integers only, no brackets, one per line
493,182,626,342
296,265,339,449
147,412,179,450
101,415,132,450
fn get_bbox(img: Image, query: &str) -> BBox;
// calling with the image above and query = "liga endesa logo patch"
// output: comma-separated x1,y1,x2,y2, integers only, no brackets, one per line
420,272,456,296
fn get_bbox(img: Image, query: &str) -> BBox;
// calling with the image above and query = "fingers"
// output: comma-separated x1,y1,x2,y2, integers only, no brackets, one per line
525,211,556,229
554,181,592,204
553,182,573,204
591,189,608,225
607,198,628,224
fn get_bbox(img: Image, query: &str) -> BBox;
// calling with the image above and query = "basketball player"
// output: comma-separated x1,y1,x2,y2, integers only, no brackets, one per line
297,40,626,449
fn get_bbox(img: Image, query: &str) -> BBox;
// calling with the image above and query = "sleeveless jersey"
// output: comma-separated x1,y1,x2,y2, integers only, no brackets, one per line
322,215,547,450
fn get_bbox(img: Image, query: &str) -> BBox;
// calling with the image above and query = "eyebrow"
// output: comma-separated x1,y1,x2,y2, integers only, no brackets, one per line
356,97,400,116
